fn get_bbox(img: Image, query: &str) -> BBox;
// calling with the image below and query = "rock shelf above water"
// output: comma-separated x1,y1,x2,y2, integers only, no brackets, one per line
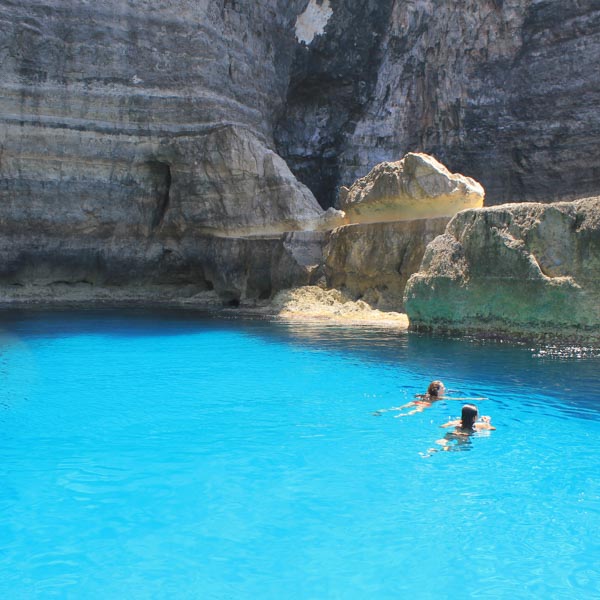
404,196,600,343
338,153,484,225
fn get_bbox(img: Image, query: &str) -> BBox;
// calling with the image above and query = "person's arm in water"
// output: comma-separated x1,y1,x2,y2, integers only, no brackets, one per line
474,416,496,430
440,414,495,429
440,418,461,428
394,399,434,417
441,416,496,430
396,400,418,410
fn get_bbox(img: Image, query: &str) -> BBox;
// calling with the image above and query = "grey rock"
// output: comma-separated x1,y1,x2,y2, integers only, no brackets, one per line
277,1,600,207
2,0,600,322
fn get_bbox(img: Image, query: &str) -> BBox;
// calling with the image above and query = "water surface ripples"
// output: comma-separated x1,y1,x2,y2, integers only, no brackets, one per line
0,310,598,598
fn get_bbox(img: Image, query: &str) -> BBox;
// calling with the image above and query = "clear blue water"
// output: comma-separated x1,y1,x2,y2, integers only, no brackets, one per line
1,310,599,599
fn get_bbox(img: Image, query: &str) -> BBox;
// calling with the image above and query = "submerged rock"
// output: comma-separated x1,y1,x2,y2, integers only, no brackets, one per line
404,197,600,342
338,153,484,225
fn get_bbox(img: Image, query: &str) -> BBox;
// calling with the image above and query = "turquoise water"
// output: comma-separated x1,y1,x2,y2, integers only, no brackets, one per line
1,310,599,599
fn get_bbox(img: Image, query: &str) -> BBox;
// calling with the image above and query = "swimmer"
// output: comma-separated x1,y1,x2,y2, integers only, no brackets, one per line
421,404,496,458
421,404,495,456
439,403,495,434
393,380,446,417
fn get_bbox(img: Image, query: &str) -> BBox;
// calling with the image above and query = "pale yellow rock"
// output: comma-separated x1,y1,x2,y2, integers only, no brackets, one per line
339,152,484,225
323,217,449,311
270,286,409,328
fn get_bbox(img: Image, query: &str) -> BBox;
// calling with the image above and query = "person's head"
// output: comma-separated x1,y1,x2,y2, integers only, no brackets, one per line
461,404,479,429
427,380,445,397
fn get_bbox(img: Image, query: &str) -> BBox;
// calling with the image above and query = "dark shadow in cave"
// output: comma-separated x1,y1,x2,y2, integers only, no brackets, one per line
148,160,172,230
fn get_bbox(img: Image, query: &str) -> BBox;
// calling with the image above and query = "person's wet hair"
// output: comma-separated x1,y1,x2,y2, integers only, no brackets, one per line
427,380,444,397
461,404,478,430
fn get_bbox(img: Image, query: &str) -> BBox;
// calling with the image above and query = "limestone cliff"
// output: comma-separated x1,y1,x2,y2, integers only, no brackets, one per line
0,0,325,302
0,1,321,236
277,0,600,207
2,0,600,318
404,198,600,342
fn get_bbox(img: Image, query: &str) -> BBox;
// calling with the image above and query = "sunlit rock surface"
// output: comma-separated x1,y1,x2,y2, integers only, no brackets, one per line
339,153,484,225
2,0,600,322
270,286,409,328
156,126,335,237
295,0,333,45
324,217,449,311
404,198,600,342
319,154,479,311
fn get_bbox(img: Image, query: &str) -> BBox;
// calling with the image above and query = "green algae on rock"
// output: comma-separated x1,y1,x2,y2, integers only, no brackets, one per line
404,197,600,343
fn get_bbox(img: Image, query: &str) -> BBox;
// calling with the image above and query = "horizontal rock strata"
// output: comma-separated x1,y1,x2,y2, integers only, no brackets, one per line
2,1,600,346
0,230,328,308
404,197,600,342
277,0,600,207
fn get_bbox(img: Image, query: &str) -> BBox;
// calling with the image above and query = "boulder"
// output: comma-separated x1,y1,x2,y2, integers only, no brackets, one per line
404,197,600,342
338,153,484,225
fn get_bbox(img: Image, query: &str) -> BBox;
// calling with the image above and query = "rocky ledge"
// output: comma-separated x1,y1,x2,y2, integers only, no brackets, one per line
404,197,600,343
338,153,484,225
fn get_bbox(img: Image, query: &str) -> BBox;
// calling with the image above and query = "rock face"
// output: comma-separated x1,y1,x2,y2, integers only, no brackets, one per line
154,126,341,237
0,229,329,307
324,218,449,311
0,0,338,304
404,198,600,341
277,1,600,208
2,1,600,315
0,0,328,237
338,153,484,225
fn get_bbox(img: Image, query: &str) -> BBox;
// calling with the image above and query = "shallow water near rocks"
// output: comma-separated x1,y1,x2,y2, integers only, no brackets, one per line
0,310,599,598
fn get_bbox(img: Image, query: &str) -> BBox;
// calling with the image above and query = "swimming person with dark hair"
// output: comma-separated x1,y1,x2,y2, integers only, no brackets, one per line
393,380,446,417
440,403,495,433
421,403,495,457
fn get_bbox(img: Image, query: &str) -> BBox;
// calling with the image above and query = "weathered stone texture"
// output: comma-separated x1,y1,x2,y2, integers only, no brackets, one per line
2,0,600,314
0,230,327,308
277,1,600,208
324,218,449,311
404,198,600,341
339,153,483,224
0,0,328,303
